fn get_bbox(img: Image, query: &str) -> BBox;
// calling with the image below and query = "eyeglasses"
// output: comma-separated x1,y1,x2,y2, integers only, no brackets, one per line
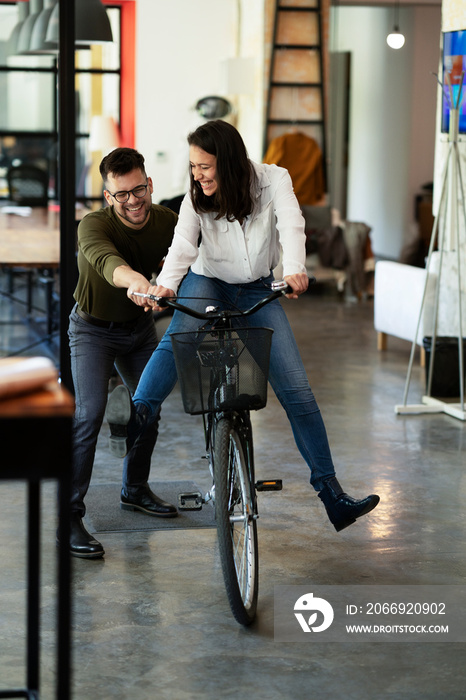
106,182,149,204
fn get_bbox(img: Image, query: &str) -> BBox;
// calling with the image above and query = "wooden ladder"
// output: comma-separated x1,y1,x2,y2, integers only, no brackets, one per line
264,0,327,186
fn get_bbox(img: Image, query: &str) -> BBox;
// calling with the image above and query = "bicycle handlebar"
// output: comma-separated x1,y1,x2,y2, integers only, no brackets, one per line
131,277,315,322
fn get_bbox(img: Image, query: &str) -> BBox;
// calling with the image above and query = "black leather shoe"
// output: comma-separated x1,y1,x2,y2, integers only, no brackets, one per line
318,476,380,532
106,385,149,458
57,514,105,559
121,485,178,518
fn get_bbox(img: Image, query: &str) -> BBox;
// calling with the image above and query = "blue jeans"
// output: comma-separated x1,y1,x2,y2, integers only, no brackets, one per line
134,271,335,491
68,305,160,516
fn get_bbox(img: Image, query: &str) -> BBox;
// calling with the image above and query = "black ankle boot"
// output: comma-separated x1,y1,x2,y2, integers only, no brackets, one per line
318,476,380,532
106,385,149,458
57,513,104,559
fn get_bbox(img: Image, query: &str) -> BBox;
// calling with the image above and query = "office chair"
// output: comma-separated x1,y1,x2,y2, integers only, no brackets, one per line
7,164,49,207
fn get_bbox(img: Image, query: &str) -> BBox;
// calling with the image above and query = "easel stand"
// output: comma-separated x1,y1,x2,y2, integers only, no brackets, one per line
395,78,466,421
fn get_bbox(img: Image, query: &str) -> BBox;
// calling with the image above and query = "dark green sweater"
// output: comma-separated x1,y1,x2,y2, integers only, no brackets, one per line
74,204,177,322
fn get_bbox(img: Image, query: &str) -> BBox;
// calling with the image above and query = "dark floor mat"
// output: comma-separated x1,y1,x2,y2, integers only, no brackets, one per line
85,481,215,533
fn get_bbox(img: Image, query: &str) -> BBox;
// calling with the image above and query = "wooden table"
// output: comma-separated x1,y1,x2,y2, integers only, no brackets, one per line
0,381,75,700
0,207,61,269
0,206,88,353
0,205,89,266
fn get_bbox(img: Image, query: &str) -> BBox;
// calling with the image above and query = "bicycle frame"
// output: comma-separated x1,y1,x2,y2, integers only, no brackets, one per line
158,281,290,462
186,320,264,517
133,280,293,624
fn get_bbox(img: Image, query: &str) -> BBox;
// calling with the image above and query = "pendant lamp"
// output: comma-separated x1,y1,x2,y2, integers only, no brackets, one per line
45,0,113,46
17,0,44,54
6,1,30,56
386,1,405,50
27,0,59,54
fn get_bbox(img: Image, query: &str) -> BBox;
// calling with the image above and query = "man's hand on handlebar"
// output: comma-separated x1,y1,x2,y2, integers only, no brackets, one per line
284,273,309,299
126,282,154,311
129,284,175,312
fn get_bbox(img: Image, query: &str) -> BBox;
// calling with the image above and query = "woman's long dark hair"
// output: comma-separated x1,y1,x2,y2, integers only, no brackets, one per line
188,120,256,222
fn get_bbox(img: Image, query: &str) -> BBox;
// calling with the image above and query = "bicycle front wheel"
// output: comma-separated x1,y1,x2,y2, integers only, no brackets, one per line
214,417,258,626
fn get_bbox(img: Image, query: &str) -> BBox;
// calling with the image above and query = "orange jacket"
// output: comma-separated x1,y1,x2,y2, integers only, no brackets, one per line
263,132,324,206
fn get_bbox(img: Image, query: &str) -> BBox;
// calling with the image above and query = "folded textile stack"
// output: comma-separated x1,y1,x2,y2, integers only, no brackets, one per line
0,357,57,400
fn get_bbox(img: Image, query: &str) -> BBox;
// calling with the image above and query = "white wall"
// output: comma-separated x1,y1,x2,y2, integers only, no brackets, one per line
134,0,265,204
330,5,441,260
410,7,443,212
133,1,442,261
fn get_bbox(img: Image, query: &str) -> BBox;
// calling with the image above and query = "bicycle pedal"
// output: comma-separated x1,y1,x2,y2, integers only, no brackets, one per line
178,491,203,510
255,479,283,492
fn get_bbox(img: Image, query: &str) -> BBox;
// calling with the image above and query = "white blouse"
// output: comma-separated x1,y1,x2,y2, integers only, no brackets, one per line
157,161,307,293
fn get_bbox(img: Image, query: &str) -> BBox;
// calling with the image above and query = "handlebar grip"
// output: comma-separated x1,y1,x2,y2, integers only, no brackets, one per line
271,277,316,295
271,280,290,293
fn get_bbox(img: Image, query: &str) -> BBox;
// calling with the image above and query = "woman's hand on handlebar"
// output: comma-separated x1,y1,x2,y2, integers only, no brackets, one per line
284,273,309,299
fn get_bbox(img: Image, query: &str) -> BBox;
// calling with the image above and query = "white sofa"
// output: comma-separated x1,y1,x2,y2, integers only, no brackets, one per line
374,261,432,354
374,252,466,359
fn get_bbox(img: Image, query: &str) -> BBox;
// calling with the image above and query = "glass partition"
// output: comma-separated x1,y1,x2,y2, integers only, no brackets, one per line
0,2,121,202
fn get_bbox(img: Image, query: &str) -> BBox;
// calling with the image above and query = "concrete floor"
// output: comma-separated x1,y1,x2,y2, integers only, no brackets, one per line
1,281,466,699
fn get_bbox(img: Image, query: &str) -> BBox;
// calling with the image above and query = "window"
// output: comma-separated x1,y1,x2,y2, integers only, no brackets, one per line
0,2,122,202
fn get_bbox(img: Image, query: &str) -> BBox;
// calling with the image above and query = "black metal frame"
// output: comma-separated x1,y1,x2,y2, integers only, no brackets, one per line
0,409,72,700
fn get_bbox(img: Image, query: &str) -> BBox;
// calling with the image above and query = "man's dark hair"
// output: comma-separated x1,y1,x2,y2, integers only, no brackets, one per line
187,120,255,222
99,147,146,185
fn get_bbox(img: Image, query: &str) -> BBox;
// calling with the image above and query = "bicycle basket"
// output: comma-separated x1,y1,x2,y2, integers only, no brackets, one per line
170,327,273,415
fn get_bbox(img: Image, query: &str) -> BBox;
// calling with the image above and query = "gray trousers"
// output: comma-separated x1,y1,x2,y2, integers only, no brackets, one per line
68,305,160,516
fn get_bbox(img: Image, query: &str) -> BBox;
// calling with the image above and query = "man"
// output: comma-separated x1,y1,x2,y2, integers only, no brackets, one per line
65,147,178,559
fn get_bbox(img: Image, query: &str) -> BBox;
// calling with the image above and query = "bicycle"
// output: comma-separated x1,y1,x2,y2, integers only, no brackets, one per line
134,279,293,625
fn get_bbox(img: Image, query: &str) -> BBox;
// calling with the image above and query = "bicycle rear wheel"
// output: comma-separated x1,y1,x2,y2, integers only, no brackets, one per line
214,417,258,626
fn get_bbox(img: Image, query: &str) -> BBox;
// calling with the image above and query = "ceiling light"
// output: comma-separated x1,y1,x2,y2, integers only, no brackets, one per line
387,30,405,50
386,1,405,50
17,0,44,54
6,1,30,56
45,0,113,46
27,0,59,54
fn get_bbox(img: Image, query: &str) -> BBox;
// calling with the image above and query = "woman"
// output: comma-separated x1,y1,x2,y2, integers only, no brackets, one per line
106,120,379,532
